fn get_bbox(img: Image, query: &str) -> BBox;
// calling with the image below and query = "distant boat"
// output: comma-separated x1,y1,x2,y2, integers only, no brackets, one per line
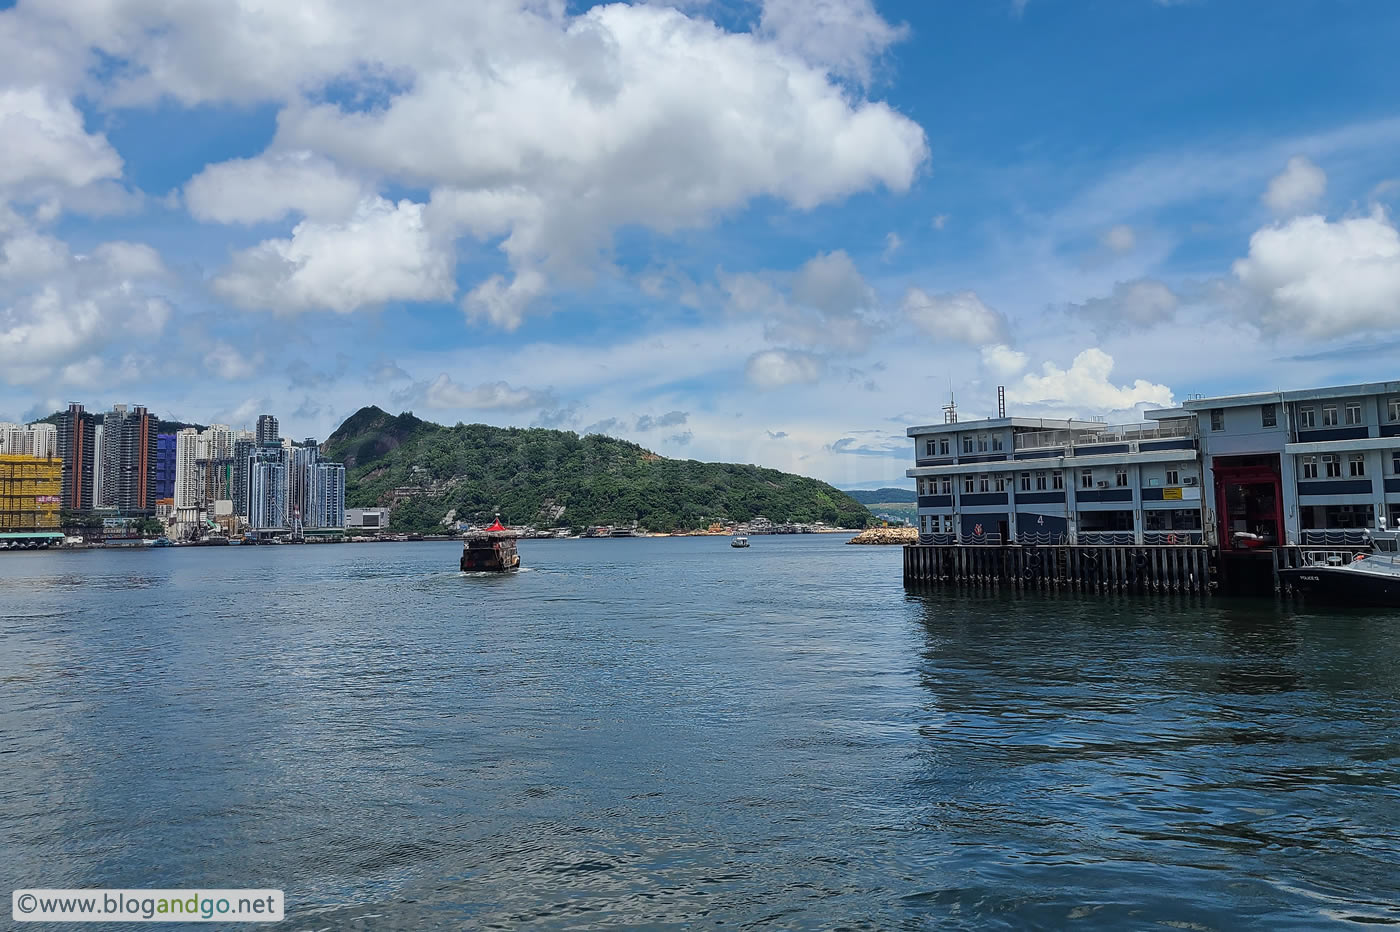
148,537,175,548
461,518,521,572
730,535,749,548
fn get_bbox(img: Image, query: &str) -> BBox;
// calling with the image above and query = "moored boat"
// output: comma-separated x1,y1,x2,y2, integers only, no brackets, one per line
461,518,521,572
730,535,749,548
1279,527,1400,607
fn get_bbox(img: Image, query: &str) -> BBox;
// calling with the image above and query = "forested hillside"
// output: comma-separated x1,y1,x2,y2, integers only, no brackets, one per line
326,406,872,533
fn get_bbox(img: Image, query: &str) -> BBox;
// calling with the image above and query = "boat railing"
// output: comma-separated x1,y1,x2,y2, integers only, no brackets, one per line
1301,549,1362,567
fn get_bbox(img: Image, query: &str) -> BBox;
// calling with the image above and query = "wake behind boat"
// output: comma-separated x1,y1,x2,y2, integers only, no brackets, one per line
1279,525,1400,607
461,518,521,572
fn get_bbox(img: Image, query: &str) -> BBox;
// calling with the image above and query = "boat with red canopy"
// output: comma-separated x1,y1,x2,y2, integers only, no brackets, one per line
461,517,521,572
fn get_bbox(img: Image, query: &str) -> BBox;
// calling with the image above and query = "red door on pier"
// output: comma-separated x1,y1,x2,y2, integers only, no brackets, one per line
1213,454,1284,549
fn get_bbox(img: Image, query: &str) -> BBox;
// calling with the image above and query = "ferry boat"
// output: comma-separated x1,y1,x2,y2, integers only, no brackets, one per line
1279,527,1400,606
730,535,749,548
461,518,520,572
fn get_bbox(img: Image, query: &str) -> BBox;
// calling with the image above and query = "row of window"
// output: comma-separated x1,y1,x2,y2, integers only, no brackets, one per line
922,434,1006,457
1210,400,1400,431
916,466,1175,496
1297,452,1400,479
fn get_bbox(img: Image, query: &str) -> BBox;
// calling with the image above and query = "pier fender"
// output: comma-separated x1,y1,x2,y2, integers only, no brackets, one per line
1134,552,1148,569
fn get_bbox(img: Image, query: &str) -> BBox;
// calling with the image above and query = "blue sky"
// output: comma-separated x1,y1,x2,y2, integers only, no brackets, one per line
3,0,1400,488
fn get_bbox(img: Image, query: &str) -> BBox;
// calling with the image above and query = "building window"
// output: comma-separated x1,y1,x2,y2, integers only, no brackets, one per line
1393,451,1400,475
943,515,955,533
991,435,1003,452
1299,406,1316,429
1345,402,1362,426
1035,471,1047,491
940,437,949,455
920,515,928,533
1389,400,1400,423
963,476,975,493
1210,408,1224,431
1080,469,1093,489
1052,471,1064,490
924,439,935,457
1349,454,1366,477
1323,405,1338,426
1166,468,1179,485
1116,467,1129,487
977,435,989,453
1261,404,1276,428
995,474,1007,492
979,474,990,492
1323,454,1341,478
940,477,952,495
962,436,973,454
1301,456,1317,480
1020,472,1031,491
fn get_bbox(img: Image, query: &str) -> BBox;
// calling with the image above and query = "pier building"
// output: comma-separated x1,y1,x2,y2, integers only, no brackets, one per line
903,379,1400,595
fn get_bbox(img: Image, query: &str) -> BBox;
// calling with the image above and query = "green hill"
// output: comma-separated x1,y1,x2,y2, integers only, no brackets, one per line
326,406,873,533
842,487,917,505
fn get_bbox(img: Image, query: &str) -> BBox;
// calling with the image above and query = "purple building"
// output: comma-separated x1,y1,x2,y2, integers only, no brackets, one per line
155,432,176,500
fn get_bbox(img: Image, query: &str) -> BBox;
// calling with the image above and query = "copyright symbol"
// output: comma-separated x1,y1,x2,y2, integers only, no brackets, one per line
17,893,37,913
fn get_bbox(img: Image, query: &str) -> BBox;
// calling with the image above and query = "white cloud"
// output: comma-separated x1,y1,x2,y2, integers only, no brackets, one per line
1232,209,1400,337
882,231,902,260
411,375,556,411
464,268,547,331
1007,348,1174,414
0,87,123,192
1263,155,1326,213
725,250,878,352
1071,278,1178,331
214,197,455,313
0,219,171,386
184,151,365,224
205,342,263,380
980,343,1028,378
746,349,825,388
757,0,908,84
931,213,948,230
1101,224,1136,253
902,288,1009,345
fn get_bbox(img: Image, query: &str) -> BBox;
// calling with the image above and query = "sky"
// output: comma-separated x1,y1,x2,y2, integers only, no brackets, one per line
3,0,1400,489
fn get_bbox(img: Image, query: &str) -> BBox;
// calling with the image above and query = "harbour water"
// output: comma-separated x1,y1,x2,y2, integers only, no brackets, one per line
3,536,1399,928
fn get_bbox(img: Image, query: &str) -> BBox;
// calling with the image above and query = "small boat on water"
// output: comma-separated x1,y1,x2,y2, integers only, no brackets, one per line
148,537,175,548
461,518,520,572
1279,526,1400,606
730,535,749,548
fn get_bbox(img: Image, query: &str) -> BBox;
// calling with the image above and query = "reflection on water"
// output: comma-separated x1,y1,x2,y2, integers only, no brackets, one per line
2,538,1399,929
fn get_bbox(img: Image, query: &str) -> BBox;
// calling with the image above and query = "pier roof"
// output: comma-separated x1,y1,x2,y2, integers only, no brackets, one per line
905,417,1104,438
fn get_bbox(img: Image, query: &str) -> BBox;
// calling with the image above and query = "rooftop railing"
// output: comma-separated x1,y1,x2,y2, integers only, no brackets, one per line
1013,421,1195,453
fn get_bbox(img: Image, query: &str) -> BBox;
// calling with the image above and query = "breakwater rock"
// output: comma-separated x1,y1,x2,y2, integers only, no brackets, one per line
847,526,918,545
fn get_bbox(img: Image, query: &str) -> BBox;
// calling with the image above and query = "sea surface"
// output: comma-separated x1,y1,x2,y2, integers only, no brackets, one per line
3,535,1399,930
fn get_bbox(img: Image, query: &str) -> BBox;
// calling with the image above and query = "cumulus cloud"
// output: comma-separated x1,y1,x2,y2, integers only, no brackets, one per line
902,288,1009,345
726,250,879,352
184,151,365,224
204,342,262,380
746,349,825,388
882,231,902,260
1070,278,1179,331
1007,348,1174,414
0,219,172,386
1263,155,1326,213
758,0,908,84
214,197,456,313
1232,209,1400,337
980,343,1028,378
397,375,557,411
1101,224,1136,253
0,87,123,193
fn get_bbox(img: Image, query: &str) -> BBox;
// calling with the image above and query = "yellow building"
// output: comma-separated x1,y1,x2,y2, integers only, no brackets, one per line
0,454,62,534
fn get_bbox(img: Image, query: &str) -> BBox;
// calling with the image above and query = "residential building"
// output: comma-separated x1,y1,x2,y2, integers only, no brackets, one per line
174,428,201,509
247,447,287,531
155,433,176,498
0,423,57,458
256,414,279,447
99,404,159,515
92,423,104,507
231,434,256,518
306,461,346,529
56,403,96,512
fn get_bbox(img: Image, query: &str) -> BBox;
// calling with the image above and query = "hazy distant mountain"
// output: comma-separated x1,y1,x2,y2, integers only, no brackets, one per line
841,488,917,504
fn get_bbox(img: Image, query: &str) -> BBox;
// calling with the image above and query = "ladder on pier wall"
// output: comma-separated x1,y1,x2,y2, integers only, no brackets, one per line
903,543,1215,595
